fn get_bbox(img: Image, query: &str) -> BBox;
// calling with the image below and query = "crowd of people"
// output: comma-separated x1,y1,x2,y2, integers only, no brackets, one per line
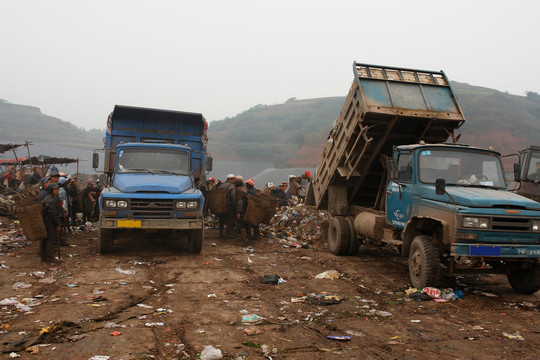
203,170,312,243
1,164,103,262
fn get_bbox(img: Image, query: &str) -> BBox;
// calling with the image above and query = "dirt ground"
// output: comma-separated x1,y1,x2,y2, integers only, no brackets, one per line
0,218,539,360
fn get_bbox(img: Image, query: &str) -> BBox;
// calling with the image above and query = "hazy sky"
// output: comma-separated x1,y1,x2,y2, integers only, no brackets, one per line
2,0,539,130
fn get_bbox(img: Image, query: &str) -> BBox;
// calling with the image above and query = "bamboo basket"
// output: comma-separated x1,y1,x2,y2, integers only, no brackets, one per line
257,193,279,224
243,195,267,225
15,202,47,241
206,189,228,215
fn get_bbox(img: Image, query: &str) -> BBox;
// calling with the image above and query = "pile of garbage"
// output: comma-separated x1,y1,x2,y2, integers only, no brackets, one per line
259,203,330,247
406,287,464,302
0,219,29,254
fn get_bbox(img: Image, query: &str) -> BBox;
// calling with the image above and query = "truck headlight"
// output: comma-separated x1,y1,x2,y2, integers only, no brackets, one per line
176,201,186,209
532,220,540,232
117,200,128,208
187,201,198,209
463,217,489,229
105,200,117,208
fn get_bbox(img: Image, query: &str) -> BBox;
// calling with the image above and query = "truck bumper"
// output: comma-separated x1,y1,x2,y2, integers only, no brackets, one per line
451,243,540,258
100,218,203,230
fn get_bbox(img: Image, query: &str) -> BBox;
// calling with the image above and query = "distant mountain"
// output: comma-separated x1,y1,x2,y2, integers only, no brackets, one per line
207,82,540,168
0,99,103,150
3,81,539,173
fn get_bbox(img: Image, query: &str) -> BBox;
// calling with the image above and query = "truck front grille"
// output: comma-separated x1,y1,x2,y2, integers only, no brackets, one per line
491,217,531,231
131,199,174,218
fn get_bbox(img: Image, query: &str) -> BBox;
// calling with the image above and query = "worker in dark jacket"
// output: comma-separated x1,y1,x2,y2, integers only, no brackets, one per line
41,182,63,262
271,182,292,207
218,174,237,238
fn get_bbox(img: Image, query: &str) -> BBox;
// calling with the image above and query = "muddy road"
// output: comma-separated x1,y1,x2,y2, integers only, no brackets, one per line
0,221,539,360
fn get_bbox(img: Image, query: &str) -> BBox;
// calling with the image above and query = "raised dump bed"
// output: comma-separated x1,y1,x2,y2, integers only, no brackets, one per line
312,62,466,212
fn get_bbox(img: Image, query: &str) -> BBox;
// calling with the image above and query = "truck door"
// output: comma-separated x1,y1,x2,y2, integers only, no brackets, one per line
386,151,414,229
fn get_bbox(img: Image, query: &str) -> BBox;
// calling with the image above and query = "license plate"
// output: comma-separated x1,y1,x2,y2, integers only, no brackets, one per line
470,245,501,257
117,220,141,228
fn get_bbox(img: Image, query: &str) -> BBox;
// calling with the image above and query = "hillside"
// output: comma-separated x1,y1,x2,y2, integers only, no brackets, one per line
207,82,540,167
0,99,102,150
2,81,539,171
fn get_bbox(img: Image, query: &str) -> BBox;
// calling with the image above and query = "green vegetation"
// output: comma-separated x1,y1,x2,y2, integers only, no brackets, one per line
2,80,539,168
209,82,540,167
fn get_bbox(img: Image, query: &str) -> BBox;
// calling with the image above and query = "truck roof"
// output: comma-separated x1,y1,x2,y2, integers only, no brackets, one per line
311,62,466,211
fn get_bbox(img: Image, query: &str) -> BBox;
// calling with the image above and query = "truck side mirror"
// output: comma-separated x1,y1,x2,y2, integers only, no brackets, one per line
206,155,213,172
435,178,446,195
513,163,521,182
92,152,99,169
387,159,397,180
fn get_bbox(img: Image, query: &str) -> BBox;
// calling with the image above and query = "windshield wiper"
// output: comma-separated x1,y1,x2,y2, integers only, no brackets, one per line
150,170,183,175
123,168,155,174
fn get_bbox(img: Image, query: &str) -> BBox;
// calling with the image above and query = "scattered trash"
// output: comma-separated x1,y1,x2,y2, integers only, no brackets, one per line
326,335,351,341
88,356,110,360
137,303,153,309
260,274,285,284
315,269,340,279
244,327,263,336
503,332,524,340
242,342,262,348
345,330,365,337
200,345,223,360
9,353,20,359
67,283,78,288
410,320,421,323
25,345,39,354
109,331,122,336
477,291,498,298
115,268,136,275
241,314,266,325
306,293,344,306
145,322,164,327
422,287,442,299
12,282,32,290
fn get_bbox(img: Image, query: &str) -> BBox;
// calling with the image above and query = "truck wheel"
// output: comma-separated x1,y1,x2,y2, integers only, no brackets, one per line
99,228,113,254
328,216,350,256
188,228,204,253
346,217,360,255
408,235,440,289
507,263,540,294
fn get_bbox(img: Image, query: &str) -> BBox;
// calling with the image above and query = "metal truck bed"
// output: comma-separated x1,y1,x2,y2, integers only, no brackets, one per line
311,62,466,211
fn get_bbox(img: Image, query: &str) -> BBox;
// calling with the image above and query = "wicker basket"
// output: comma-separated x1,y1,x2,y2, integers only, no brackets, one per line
257,194,279,224
243,195,267,225
16,202,47,241
206,189,228,215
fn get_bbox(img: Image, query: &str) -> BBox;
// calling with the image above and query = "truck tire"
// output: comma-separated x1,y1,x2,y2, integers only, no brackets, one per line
99,228,113,254
408,235,440,289
346,216,360,255
188,228,204,254
328,216,350,256
507,263,540,294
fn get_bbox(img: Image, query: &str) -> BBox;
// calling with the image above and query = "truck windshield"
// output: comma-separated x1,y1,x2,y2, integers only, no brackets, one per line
524,151,540,181
117,148,189,175
418,148,505,188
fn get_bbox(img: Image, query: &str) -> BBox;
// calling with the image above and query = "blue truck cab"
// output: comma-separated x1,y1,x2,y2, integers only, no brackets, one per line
93,105,210,254
388,143,540,293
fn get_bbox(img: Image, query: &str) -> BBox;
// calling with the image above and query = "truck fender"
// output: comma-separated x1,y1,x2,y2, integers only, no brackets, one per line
401,216,446,258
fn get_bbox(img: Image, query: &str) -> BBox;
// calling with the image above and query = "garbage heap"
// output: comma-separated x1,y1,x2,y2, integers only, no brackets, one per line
0,218,29,255
259,203,330,248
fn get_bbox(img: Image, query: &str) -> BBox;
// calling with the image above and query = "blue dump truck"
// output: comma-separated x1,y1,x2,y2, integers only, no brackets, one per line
308,62,540,294
92,105,210,254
